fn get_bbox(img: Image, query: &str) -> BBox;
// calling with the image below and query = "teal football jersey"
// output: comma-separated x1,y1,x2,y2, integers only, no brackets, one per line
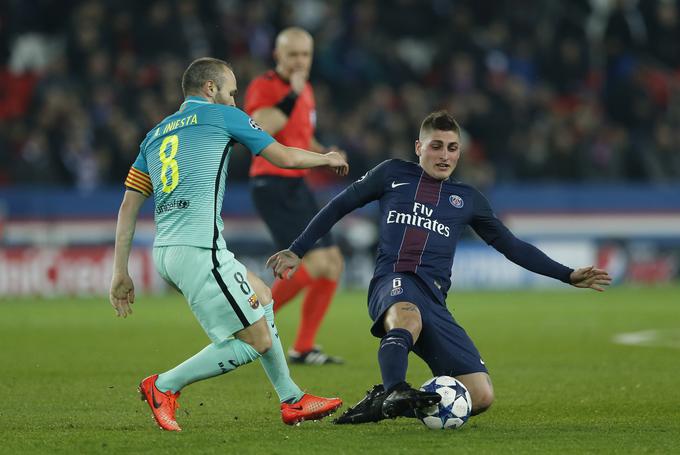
126,96,275,249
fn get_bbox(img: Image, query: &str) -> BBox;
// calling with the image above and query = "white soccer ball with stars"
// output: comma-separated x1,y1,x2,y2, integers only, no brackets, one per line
415,376,472,430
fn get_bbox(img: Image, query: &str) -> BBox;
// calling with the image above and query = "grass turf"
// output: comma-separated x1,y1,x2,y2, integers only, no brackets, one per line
0,286,679,454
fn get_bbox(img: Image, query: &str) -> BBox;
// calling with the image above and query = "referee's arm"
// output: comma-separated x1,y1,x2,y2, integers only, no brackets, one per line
250,84,301,135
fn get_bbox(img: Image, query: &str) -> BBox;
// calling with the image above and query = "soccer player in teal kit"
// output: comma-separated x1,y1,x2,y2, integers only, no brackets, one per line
109,58,347,431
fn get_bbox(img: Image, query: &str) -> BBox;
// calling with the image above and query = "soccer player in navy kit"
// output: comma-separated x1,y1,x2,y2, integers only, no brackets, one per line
267,111,612,423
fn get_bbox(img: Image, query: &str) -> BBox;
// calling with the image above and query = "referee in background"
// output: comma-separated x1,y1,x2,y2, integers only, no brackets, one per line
246,27,344,365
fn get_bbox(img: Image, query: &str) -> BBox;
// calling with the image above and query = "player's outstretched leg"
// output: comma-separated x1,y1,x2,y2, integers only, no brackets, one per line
246,271,343,425
259,302,305,403
264,302,342,424
333,384,387,424
281,393,343,425
139,374,182,432
139,338,261,431
333,383,440,424
381,382,441,418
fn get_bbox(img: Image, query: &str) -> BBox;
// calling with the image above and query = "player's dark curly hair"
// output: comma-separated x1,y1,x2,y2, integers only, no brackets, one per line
420,110,461,137
181,57,232,97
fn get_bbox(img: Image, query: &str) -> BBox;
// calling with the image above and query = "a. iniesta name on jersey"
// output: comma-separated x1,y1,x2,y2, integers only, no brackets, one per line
155,114,199,136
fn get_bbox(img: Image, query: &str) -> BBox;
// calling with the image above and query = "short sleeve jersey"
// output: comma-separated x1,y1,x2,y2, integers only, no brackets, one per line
125,96,275,250
245,70,316,178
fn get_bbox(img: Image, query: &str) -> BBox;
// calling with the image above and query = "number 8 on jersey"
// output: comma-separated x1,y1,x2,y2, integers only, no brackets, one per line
159,135,179,193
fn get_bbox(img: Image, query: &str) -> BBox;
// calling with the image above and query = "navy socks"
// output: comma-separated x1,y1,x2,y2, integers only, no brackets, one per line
378,328,414,392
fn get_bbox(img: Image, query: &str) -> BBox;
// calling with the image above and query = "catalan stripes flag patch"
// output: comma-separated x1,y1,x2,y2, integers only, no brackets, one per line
125,167,153,196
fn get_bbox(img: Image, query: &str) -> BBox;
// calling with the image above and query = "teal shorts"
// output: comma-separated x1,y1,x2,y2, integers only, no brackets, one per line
153,246,264,343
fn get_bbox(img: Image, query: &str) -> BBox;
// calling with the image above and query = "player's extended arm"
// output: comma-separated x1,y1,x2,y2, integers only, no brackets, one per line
259,141,348,175
267,160,389,279
251,107,288,135
490,233,611,291
311,139,348,163
110,190,146,318
266,186,365,279
470,189,611,291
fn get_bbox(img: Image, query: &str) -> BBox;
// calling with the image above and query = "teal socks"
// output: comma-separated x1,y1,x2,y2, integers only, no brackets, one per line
154,303,303,402
259,303,304,403
155,338,261,393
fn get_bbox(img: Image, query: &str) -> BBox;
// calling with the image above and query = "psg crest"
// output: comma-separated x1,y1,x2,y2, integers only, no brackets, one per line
449,195,464,208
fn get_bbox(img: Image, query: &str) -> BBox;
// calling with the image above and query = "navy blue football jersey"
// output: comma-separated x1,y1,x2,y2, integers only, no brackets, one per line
290,159,572,303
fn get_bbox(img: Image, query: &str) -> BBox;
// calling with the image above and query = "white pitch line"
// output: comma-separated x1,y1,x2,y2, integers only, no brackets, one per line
612,329,680,349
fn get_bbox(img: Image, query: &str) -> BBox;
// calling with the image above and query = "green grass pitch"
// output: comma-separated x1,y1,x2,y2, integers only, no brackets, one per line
1,286,679,454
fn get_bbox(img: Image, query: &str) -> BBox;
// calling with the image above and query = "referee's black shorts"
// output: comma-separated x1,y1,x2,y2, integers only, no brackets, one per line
250,176,336,251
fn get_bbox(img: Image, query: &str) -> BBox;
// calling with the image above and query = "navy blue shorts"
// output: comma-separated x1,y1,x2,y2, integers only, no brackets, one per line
367,272,488,377
250,176,335,251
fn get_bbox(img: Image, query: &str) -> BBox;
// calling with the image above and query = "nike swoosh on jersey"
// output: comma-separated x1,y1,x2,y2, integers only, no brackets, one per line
391,181,410,188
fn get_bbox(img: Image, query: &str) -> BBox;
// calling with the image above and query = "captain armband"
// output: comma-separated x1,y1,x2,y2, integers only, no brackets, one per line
275,90,299,116
125,167,152,197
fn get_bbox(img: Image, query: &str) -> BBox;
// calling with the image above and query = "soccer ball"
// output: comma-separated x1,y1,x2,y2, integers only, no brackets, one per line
415,376,472,430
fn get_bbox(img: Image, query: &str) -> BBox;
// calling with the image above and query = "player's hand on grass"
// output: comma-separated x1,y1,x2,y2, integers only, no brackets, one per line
109,273,135,318
569,266,612,291
324,151,349,176
266,250,301,279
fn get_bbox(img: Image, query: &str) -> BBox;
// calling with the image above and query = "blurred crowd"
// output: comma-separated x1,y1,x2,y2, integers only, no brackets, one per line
2,0,680,190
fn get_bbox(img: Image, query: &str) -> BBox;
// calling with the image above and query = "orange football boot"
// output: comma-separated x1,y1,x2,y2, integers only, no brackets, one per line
281,393,343,425
138,374,181,431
